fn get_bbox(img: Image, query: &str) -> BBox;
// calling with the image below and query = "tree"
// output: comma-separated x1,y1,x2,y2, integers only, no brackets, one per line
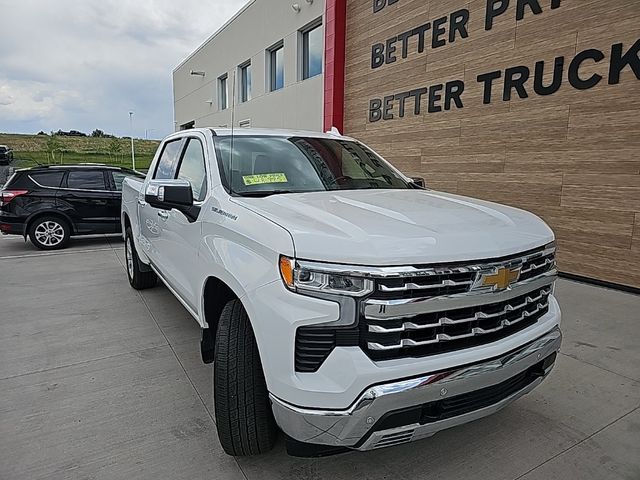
45,133,62,164
107,137,123,163
91,129,105,138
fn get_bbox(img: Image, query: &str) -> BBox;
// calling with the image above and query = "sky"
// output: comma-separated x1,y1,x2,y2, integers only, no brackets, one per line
0,0,247,139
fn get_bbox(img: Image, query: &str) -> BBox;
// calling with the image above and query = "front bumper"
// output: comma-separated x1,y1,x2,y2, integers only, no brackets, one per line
270,327,561,450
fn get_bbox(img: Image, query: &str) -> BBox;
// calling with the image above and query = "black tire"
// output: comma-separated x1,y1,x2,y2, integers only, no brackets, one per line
28,215,71,250
124,227,157,289
214,299,278,456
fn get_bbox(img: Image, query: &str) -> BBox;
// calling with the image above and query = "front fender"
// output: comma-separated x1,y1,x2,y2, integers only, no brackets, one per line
197,201,295,328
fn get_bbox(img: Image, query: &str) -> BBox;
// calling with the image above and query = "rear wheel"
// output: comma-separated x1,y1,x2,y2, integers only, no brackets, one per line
125,227,157,289
29,216,70,250
214,299,278,456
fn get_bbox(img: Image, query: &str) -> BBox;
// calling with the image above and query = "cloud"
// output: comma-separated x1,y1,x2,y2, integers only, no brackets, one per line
0,0,248,138
0,81,82,122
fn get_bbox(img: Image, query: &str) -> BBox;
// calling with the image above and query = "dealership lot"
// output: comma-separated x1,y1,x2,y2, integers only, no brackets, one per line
0,234,638,480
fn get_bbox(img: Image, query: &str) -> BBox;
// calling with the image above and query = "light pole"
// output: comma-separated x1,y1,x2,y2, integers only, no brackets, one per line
128,111,136,171
145,128,156,140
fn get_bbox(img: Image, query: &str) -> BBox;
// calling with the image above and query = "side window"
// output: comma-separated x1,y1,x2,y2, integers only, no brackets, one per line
66,170,107,190
30,171,65,188
176,139,207,202
111,171,143,191
154,139,183,180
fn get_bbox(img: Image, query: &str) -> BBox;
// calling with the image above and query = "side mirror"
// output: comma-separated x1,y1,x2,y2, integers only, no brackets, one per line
145,179,199,221
145,179,193,208
410,176,426,188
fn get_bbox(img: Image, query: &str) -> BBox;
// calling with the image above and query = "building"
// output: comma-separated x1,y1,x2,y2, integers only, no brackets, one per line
174,0,640,290
173,0,326,131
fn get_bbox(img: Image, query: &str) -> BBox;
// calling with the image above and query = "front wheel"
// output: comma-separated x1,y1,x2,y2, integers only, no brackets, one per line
125,227,157,290
29,216,70,250
214,299,278,455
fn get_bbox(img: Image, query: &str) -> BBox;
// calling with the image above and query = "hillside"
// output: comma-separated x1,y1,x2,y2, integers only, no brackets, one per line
0,133,161,170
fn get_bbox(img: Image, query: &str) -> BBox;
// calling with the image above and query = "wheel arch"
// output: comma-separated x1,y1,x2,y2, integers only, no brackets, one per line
200,275,245,364
24,210,75,238
121,211,131,237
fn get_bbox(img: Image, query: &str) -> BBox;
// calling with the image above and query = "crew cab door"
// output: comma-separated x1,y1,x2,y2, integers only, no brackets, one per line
138,138,184,269
159,136,209,309
58,169,116,233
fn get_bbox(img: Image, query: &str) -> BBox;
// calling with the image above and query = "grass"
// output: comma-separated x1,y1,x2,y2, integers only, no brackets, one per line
0,133,160,170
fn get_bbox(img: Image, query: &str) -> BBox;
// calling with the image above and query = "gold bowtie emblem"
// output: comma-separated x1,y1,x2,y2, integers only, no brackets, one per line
482,267,521,290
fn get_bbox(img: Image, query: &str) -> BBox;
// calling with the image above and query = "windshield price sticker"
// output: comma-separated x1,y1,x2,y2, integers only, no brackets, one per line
242,173,288,186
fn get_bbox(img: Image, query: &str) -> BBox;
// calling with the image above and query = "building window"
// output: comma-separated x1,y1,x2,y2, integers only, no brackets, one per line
268,42,284,92
218,74,228,110
302,20,323,80
239,62,252,103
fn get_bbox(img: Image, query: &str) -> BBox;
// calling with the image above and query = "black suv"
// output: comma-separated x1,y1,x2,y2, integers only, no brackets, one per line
0,165,145,249
0,145,14,164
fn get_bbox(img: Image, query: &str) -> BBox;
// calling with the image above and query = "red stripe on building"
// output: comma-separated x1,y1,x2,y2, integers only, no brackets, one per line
323,0,347,133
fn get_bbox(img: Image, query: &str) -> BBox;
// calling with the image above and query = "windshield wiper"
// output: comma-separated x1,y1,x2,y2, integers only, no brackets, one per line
237,189,306,197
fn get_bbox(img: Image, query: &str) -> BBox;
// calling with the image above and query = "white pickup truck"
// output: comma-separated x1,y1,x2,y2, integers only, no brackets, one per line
121,128,561,457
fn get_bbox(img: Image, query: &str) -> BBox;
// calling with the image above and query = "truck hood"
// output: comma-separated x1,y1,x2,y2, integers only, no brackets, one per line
235,189,554,265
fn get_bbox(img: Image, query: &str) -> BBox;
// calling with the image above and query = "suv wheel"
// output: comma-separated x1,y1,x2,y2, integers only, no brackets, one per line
214,299,278,455
29,216,70,250
125,227,157,289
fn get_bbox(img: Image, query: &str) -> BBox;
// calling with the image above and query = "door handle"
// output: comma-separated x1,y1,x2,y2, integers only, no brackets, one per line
157,210,169,220
137,198,146,206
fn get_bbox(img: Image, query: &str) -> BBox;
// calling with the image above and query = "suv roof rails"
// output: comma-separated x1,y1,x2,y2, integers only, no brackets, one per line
23,163,125,171
70,162,109,166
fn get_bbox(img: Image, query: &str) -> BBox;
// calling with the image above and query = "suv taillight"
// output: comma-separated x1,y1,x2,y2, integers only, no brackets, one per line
0,190,28,206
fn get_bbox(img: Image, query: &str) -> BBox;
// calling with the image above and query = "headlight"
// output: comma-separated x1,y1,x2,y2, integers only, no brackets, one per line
279,256,374,297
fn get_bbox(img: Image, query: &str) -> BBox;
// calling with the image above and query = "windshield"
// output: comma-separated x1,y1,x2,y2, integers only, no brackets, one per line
213,136,410,196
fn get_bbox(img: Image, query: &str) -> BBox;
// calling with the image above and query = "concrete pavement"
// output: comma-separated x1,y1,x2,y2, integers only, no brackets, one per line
0,234,638,479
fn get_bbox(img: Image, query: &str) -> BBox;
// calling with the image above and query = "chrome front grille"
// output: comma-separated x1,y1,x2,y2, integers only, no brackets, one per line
363,286,551,358
519,249,556,282
367,288,550,336
360,244,557,362
294,244,557,371
372,245,556,300
375,270,477,299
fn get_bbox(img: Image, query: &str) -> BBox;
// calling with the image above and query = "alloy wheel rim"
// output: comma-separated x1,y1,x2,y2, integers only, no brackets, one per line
34,221,64,246
126,237,134,278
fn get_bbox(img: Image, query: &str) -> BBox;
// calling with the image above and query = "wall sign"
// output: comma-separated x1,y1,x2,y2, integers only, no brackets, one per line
367,0,640,122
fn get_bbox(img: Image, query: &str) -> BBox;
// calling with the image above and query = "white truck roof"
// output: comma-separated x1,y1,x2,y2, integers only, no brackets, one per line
166,127,354,142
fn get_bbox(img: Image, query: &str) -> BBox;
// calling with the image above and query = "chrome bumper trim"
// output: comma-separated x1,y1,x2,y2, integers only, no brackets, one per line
356,374,546,450
270,327,561,450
